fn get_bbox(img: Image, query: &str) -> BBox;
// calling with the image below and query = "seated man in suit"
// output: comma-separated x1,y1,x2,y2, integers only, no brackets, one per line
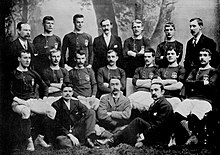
174,48,217,146
93,18,123,73
97,49,126,98
102,78,174,147
97,76,132,137
157,45,185,111
50,83,97,148
128,48,158,117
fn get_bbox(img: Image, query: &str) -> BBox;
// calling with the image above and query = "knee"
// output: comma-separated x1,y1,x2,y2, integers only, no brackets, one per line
87,109,95,117
21,106,31,119
46,107,56,120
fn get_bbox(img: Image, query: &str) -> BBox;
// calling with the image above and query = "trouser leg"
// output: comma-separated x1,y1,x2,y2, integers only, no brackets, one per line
113,117,151,146
84,109,96,137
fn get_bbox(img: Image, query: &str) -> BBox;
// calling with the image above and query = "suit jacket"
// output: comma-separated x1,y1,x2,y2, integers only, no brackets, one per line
97,93,131,124
93,34,123,72
8,38,37,72
184,34,219,76
52,98,89,135
143,96,174,144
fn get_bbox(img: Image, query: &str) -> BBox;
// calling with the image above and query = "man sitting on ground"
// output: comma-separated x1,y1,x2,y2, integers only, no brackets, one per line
97,76,132,137
50,83,97,148
102,78,174,147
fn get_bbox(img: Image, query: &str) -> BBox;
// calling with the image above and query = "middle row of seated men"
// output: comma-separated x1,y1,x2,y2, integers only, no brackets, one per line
11,42,218,150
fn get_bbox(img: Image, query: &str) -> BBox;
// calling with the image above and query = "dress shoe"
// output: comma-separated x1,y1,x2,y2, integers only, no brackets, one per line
34,135,51,148
135,141,143,148
96,137,115,147
185,135,198,145
27,137,35,151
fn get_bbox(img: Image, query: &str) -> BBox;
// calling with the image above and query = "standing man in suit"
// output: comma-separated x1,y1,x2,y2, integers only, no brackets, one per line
123,19,151,78
8,22,37,73
62,14,93,68
184,18,219,77
93,18,123,73
33,16,61,75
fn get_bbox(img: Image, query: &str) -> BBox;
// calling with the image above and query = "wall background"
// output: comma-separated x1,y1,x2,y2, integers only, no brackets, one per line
6,0,219,65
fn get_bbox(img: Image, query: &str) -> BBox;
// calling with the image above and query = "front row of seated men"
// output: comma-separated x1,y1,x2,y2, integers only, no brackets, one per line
10,45,218,151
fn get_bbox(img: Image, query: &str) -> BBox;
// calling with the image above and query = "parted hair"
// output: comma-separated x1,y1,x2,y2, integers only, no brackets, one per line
73,14,84,23
43,16,54,23
61,83,73,91
190,18,203,26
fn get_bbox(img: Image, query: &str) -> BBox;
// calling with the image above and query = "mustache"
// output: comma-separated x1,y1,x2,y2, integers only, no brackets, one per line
65,94,71,97
152,94,157,98
113,88,119,92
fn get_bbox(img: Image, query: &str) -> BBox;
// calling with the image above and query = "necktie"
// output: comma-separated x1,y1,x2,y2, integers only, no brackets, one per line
193,38,197,47
24,43,27,50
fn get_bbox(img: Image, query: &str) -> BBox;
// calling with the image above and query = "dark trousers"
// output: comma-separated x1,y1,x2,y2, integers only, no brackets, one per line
9,112,31,146
45,109,96,145
113,117,151,146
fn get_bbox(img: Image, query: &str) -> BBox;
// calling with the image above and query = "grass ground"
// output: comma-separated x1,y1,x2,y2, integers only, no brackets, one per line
10,143,216,155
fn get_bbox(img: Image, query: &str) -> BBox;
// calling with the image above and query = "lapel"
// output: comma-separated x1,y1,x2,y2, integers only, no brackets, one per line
101,35,108,49
108,35,116,48
69,99,77,112
61,99,71,114
196,34,205,47
108,94,115,108
15,38,25,50
61,99,77,122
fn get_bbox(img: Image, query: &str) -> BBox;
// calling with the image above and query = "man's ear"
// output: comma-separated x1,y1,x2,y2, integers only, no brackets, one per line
18,57,21,62
176,54,179,58
116,56,119,61
161,89,165,95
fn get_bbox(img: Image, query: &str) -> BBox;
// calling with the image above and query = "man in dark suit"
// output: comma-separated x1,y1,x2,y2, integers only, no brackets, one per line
51,83,97,148
102,78,174,147
93,18,123,73
184,18,219,77
8,22,37,73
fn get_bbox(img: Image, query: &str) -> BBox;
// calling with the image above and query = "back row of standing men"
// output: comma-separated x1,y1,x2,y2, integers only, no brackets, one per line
8,14,219,80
